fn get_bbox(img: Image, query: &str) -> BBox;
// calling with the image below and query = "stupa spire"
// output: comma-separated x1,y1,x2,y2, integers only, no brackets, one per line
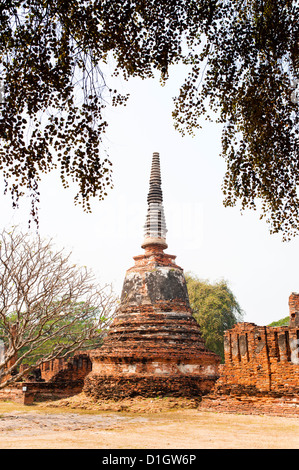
142,152,168,250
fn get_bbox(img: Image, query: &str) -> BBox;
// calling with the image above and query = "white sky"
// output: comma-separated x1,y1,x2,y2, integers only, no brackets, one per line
1,64,298,326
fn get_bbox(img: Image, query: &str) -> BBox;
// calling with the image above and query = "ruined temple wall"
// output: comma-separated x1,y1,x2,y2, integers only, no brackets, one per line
220,322,299,394
38,353,92,382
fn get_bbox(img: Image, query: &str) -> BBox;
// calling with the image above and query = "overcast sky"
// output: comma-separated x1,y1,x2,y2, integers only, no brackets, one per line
1,64,299,326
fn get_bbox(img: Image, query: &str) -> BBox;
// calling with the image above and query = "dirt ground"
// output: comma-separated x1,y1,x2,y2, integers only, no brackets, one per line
0,394,299,449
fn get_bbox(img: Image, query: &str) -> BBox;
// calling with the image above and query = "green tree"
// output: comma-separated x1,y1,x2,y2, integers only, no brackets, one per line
186,273,243,361
268,316,289,327
0,1,297,236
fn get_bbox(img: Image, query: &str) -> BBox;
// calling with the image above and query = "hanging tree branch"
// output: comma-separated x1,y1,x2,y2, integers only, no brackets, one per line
0,0,298,238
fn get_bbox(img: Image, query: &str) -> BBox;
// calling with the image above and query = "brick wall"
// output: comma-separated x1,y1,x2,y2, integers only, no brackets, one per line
5,353,93,404
39,353,92,382
0,381,85,405
219,320,299,395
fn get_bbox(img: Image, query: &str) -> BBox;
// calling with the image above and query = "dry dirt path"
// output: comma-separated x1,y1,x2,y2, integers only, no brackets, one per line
0,400,299,449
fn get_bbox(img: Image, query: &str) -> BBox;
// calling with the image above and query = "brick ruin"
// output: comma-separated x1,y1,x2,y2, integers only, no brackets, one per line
0,353,92,404
216,293,299,397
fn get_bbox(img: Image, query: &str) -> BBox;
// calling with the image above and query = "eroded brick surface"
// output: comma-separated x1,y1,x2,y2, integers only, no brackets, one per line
218,302,299,397
39,354,92,383
10,353,93,403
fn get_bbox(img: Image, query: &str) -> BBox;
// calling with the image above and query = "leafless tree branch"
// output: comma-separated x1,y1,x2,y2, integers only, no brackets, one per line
0,227,117,388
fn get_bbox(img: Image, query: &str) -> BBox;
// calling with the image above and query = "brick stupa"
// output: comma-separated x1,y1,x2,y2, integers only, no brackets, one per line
84,152,221,399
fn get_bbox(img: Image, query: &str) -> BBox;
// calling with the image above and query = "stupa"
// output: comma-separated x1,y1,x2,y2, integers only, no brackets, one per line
84,152,221,399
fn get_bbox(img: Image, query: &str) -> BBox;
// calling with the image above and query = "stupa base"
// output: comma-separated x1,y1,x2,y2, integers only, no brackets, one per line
83,373,219,400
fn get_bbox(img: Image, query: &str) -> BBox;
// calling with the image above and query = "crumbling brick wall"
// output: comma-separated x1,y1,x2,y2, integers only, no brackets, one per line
219,304,299,396
13,353,93,403
39,353,92,383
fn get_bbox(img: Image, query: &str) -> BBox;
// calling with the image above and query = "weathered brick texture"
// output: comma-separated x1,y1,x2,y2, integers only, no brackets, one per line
84,374,217,400
14,353,92,403
218,299,299,397
39,354,92,383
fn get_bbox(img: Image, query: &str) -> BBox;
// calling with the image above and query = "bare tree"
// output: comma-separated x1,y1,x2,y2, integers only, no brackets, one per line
0,227,117,388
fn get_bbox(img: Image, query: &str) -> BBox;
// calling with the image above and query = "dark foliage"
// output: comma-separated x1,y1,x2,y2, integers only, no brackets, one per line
0,1,298,237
